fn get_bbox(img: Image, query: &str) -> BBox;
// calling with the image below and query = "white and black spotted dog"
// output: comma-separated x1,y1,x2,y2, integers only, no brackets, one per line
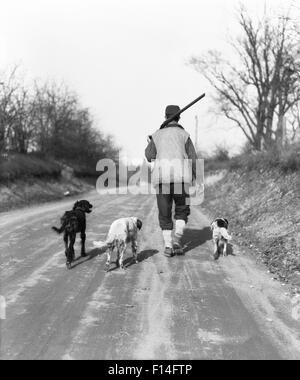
211,218,232,260
93,217,142,271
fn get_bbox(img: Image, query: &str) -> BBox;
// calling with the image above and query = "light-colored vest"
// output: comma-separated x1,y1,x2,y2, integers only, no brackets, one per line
152,126,192,185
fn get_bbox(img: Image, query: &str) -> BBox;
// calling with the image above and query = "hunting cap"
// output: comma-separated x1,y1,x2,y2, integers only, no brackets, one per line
165,105,181,118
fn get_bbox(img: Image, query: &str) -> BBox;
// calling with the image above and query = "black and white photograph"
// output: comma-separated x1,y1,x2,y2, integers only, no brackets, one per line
0,0,300,363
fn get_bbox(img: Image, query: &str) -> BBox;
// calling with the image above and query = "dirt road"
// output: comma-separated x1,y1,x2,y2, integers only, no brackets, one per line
1,191,300,360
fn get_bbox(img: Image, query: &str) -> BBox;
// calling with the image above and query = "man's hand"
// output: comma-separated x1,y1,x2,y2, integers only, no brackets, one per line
145,137,157,163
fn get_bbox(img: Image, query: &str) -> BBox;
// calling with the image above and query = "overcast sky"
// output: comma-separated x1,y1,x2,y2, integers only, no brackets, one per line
1,0,297,162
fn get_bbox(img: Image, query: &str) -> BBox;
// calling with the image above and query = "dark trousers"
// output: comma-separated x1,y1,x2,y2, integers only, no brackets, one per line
156,183,190,231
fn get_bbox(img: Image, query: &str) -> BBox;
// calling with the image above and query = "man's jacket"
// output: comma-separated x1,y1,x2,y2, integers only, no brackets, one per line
145,123,198,186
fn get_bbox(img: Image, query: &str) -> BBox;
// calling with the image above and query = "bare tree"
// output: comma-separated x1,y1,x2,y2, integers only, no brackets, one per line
11,86,37,153
0,66,20,153
0,66,118,169
190,8,300,150
33,82,78,156
0,66,37,154
288,100,300,141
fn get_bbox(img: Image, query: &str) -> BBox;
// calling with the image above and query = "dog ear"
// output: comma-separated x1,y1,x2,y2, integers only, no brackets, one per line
73,201,79,209
224,219,229,226
81,200,92,212
211,219,217,229
136,219,143,230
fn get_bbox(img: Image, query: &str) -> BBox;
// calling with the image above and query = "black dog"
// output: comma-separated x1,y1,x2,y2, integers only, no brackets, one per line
52,200,93,269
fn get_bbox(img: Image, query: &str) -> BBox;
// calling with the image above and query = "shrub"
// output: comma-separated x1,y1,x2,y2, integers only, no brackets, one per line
229,143,300,172
0,153,61,182
202,145,231,173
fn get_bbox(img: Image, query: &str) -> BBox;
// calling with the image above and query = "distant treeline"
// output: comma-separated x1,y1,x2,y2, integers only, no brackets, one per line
0,67,118,172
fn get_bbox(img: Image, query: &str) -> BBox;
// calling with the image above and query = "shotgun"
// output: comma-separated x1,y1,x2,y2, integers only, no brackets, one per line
160,93,206,129
147,93,206,142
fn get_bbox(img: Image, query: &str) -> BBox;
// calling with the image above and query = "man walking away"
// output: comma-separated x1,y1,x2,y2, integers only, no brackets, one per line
145,105,198,257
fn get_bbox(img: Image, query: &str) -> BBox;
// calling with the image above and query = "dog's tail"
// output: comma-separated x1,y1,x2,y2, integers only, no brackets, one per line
93,240,106,248
93,233,116,250
52,226,65,234
220,228,232,241
93,240,110,250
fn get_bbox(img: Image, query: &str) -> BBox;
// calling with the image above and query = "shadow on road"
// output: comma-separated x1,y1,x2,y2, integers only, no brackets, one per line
227,243,236,256
107,249,159,272
137,249,159,263
183,227,212,254
71,248,104,269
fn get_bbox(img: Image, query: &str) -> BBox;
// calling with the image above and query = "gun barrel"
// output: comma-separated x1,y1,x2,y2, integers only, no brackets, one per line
160,93,206,129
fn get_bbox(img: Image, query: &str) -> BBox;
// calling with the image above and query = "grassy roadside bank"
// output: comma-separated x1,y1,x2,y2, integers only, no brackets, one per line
0,177,94,213
202,167,300,294
0,153,138,212
0,154,95,212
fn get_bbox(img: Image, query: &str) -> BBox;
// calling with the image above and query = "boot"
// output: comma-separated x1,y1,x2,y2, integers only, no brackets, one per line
173,234,184,255
164,247,174,258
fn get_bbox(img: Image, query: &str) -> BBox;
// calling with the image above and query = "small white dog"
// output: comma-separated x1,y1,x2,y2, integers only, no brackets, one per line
211,218,232,260
93,217,142,271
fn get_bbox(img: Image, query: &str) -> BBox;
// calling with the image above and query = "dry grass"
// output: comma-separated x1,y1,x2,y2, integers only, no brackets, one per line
203,168,300,293
0,153,61,182
230,143,300,173
203,142,300,174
